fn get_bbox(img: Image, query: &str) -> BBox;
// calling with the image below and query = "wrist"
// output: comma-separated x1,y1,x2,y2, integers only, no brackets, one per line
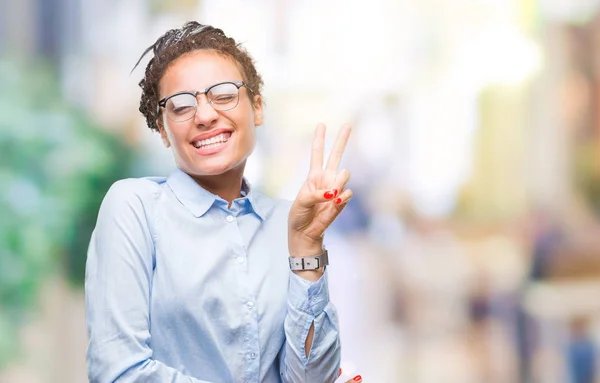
288,236,326,281
289,249,328,270
288,234,323,258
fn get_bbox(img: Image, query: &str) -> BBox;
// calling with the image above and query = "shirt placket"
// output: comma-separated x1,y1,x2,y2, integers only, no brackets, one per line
223,209,261,382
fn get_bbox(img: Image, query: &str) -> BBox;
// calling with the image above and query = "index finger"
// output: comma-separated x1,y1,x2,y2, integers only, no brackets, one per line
325,124,352,172
309,123,326,173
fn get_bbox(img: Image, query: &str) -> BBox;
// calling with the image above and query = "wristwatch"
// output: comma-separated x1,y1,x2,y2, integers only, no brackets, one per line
288,250,329,271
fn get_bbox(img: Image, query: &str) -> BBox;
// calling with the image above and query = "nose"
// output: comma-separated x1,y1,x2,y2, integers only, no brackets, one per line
193,95,219,127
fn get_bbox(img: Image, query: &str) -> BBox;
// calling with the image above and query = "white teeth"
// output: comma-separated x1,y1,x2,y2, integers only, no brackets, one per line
193,133,229,149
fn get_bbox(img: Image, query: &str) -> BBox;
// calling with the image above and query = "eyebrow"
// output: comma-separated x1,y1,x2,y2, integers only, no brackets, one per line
162,80,244,99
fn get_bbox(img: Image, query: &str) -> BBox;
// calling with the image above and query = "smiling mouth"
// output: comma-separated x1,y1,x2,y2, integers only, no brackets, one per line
192,132,231,150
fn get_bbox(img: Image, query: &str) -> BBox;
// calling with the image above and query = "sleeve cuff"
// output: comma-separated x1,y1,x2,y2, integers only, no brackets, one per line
288,269,330,316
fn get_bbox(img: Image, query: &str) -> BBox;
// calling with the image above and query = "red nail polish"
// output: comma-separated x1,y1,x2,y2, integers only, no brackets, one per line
353,375,362,382
335,197,342,205
333,189,339,198
324,191,334,199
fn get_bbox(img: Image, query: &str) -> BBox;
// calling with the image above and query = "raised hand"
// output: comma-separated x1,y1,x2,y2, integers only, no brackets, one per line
288,123,352,260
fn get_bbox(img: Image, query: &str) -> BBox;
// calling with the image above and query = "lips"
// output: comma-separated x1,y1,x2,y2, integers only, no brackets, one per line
190,129,233,155
192,132,231,149
191,128,231,141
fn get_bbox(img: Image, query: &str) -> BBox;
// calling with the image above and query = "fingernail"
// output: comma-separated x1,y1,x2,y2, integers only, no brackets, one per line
335,197,342,205
324,190,335,199
353,376,362,382
333,189,339,198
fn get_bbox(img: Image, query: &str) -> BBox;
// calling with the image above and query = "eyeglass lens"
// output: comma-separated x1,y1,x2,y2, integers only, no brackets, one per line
166,82,240,121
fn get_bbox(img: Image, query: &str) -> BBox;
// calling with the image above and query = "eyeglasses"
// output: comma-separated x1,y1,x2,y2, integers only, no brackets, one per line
157,81,254,122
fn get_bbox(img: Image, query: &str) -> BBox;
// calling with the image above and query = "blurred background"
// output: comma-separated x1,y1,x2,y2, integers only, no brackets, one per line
1,0,600,382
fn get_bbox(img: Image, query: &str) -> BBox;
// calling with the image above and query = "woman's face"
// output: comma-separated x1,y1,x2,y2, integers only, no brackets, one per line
157,50,263,179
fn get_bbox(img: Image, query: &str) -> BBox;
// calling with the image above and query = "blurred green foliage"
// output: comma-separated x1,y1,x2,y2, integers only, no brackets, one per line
0,59,133,368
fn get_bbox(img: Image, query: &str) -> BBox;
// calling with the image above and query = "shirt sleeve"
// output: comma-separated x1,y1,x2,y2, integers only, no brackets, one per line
85,180,214,383
279,269,341,383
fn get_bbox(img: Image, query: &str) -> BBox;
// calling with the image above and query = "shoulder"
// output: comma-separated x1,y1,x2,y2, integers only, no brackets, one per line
101,176,166,212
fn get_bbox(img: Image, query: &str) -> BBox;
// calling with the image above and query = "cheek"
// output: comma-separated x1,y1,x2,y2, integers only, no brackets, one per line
165,122,184,142
240,126,255,148
163,124,190,155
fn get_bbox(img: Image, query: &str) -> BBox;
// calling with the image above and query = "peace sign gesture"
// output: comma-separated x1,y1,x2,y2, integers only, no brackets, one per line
288,123,353,261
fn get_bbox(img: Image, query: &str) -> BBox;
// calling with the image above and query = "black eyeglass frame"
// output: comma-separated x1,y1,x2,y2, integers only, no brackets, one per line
157,81,254,115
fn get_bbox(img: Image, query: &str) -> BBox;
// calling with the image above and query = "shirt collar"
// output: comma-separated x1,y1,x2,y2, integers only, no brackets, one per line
166,168,275,220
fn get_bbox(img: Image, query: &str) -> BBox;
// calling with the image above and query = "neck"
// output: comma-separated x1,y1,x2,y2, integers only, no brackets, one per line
189,168,245,206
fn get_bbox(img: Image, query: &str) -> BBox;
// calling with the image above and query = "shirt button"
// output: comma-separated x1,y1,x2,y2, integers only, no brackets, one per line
250,352,257,359
236,256,244,264
226,215,234,222
246,301,254,309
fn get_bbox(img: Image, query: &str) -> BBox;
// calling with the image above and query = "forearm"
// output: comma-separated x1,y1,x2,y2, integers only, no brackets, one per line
280,270,341,382
305,322,315,358
288,236,324,354
281,303,341,383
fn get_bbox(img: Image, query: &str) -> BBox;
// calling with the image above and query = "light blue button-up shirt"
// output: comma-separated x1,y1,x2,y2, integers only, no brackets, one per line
85,169,341,383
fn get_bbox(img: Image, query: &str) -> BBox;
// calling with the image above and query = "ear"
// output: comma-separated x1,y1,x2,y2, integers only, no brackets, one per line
157,119,171,148
253,95,263,127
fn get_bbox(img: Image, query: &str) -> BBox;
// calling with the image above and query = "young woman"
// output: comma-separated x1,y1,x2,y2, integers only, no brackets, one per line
85,22,359,383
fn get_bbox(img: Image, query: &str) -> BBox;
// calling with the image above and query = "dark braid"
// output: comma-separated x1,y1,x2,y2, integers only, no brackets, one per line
133,22,264,132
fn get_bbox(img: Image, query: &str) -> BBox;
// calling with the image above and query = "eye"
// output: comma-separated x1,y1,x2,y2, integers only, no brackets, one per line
167,94,197,114
212,94,237,104
172,105,194,114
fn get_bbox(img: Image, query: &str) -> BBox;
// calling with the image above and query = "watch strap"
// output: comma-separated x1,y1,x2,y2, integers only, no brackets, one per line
288,250,329,271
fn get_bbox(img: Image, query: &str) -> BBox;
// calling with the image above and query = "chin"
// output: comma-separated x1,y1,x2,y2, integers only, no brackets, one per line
186,160,242,177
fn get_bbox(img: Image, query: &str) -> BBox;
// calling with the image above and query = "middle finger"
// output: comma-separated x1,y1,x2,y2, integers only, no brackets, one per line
325,124,352,172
